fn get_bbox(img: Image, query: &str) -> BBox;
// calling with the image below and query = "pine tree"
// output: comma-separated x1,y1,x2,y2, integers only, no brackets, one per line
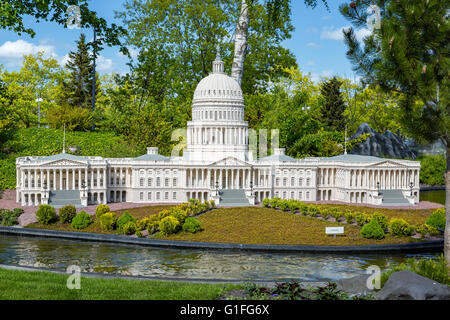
62,33,100,110
340,0,449,264
318,77,347,131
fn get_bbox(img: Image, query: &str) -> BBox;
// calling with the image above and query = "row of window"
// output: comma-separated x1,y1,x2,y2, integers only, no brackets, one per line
139,177,178,187
276,169,312,176
139,169,178,176
274,190,311,200
275,177,311,187
192,109,243,121
139,191,177,201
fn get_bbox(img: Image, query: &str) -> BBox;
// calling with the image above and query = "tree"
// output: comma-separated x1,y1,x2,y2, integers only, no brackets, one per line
0,0,128,54
318,77,347,131
340,0,450,264
61,34,100,110
117,0,297,96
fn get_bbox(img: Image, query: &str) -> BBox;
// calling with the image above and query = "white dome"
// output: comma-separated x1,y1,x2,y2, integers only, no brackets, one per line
193,57,243,101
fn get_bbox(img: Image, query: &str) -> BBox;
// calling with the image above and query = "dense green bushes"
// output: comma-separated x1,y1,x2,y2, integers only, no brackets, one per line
59,205,76,223
182,217,202,233
71,211,93,229
117,211,136,230
0,208,23,226
159,216,181,235
262,198,440,240
95,204,110,219
426,208,446,230
418,155,446,186
0,128,144,191
360,220,385,239
99,212,117,231
36,205,57,225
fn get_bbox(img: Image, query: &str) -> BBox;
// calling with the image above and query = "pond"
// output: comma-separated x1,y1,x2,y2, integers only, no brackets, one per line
0,234,440,282
420,189,446,205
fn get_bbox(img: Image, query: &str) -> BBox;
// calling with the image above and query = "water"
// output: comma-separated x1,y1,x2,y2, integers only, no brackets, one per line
0,234,440,282
420,190,445,205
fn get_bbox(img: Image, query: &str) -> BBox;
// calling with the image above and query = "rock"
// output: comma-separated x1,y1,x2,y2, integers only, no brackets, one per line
336,274,375,296
376,270,450,300
18,213,38,226
350,123,416,159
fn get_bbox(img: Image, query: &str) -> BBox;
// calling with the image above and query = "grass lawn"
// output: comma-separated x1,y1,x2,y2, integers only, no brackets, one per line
26,205,175,234
25,204,438,246
153,207,426,246
0,268,239,300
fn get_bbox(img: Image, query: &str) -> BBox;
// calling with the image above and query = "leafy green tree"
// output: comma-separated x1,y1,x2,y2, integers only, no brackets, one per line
318,77,347,131
340,0,450,264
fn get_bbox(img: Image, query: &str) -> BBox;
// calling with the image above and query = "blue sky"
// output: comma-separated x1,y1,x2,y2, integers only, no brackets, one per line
0,0,368,82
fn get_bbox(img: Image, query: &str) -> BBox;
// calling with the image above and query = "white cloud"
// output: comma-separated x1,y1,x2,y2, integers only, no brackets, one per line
0,40,58,67
321,26,371,42
95,55,114,72
306,42,321,49
117,47,139,59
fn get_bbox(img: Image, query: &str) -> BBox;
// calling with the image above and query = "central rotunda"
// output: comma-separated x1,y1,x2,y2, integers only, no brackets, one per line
15,51,421,208
184,52,251,162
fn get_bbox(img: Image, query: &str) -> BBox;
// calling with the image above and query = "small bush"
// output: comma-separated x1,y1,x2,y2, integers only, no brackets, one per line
182,217,202,233
122,221,137,235
320,208,330,219
425,208,445,230
13,208,24,217
147,216,160,234
0,209,19,226
59,205,77,224
389,218,413,237
158,209,171,221
117,211,136,230
344,211,355,224
209,200,216,208
71,211,93,230
355,212,368,226
135,230,144,238
308,206,319,217
262,198,270,208
159,216,180,235
299,203,308,216
36,204,57,225
271,197,281,209
279,200,289,212
287,200,298,213
360,220,385,239
136,217,150,231
171,208,188,224
425,224,440,236
414,224,428,238
371,212,389,231
95,204,110,219
99,212,117,231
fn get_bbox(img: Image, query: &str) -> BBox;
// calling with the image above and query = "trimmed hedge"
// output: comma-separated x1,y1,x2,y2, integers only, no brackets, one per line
59,205,76,224
71,211,93,230
36,205,56,225
425,208,446,230
360,220,385,239
95,204,110,219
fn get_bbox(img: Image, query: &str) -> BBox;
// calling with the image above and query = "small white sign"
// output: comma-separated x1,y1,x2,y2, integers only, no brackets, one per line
326,227,344,235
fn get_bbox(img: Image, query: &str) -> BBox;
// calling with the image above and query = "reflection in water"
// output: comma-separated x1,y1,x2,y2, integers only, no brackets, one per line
0,234,439,281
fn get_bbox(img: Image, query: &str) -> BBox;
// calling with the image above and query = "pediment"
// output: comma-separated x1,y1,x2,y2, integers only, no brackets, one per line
42,159,87,167
371,160,406,168
209,156,251,167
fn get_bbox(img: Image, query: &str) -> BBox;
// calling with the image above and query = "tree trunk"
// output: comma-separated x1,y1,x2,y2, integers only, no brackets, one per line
231,0,249,86
445,142,450,267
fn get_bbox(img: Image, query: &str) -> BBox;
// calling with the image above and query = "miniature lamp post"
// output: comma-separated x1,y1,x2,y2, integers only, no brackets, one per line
410,181,413,196
81,180,86,197
250,180,253,196
215,181,219,196
377,181,380,196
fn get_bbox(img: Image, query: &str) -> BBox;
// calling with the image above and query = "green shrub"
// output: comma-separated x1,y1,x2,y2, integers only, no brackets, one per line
344,211,355,224
209,200,216,208
158,209,171,221
360,220,385,239
122,221,137,235
308,206,319,217
71,211,93,229
262,198,270,208
159,216,181,235
95,204,110,219
425,224,440,236
299,202,308,216
271,197,281,209
59,205,77,224
135,230,144,238
13,208,24,217
147,216,160,234
414,224,428,238
182,217,202,233
425,208,445,230
36,204,57,225
136,217,150,231
371,212,388,231
0,209,19,226
117,211,136,230
320,208,330,219
389,218,413,237
418,154,446,186
287,200,298,213
278,200,289,212
171,208,188,224
355,212,368,226
99,212,117,231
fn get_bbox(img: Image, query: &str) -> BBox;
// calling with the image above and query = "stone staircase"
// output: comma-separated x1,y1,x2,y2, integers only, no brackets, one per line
218,189,251,207
48,190,82,208
379,189,412,206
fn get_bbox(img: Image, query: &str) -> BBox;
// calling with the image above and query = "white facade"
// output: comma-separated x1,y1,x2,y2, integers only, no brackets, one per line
15,55,421,207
